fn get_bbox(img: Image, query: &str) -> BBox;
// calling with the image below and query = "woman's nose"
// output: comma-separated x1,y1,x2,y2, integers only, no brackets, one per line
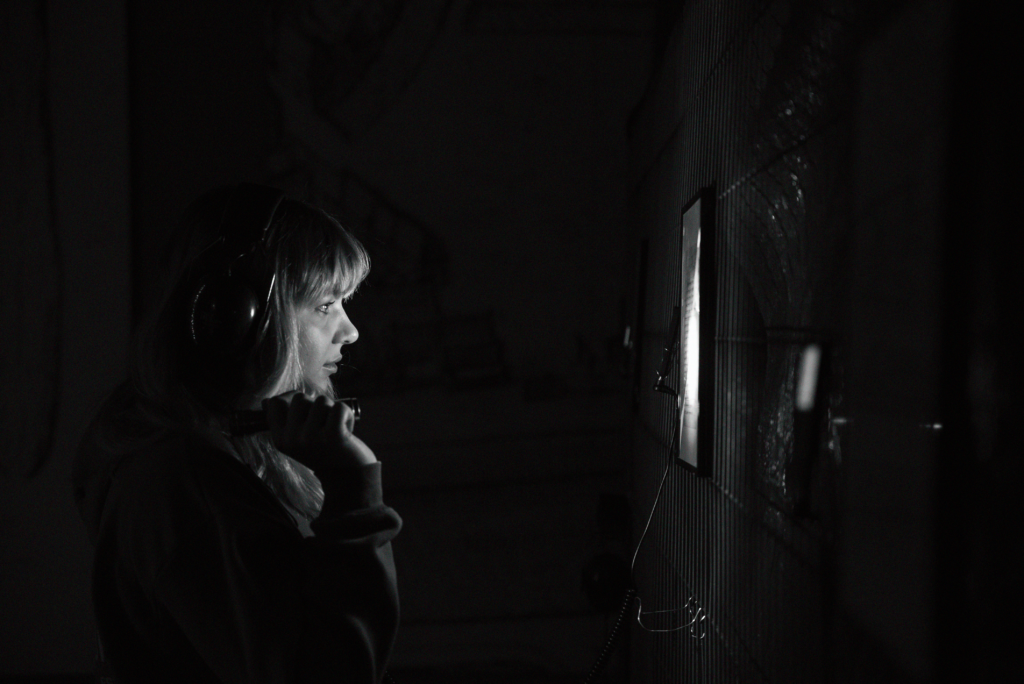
334,318,358,345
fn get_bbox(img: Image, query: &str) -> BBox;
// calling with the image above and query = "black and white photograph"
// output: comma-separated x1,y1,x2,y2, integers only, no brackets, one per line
1,1,1019,682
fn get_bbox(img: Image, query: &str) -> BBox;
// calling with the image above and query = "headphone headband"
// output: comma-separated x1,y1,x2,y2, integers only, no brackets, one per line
219,183,285,251
187,183,286,363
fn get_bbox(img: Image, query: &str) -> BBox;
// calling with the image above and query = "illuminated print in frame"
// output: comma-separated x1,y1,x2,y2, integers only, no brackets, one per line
677,188,715,473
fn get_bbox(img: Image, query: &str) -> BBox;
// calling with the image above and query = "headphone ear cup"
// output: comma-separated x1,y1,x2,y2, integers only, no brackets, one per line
190,274,261,355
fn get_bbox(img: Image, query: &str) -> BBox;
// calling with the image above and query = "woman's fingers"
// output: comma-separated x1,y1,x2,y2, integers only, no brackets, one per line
261,391,375,467
340,400,357,435
262,392,296,433
284,394,312,439
299,395,333,444
328,400,354,436
262,391,314,456
324,400,356,434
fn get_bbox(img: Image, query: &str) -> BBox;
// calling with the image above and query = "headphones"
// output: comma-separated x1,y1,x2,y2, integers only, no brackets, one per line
186,183,286,363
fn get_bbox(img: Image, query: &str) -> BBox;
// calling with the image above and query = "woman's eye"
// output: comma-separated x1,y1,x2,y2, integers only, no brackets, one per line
316,301,335,314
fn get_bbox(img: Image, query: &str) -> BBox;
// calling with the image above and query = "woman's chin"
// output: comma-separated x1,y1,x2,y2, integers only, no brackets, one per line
307,375,332,396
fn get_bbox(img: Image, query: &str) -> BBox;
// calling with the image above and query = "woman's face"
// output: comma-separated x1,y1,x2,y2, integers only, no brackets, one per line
295,295,359,394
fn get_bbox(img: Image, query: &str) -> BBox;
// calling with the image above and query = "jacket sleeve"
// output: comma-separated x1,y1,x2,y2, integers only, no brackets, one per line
124,439,401,684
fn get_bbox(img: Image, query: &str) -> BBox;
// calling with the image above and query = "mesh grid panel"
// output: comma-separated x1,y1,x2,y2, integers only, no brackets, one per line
629,1,867,681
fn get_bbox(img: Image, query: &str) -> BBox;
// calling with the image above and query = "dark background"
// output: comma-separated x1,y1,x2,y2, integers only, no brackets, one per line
1,1,1020,683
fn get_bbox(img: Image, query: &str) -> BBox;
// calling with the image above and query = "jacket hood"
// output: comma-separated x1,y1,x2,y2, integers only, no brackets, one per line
72,381,166,545
73,381,245,545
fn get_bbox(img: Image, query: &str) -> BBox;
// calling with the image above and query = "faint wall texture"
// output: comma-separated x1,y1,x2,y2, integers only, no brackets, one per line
0,0,131,675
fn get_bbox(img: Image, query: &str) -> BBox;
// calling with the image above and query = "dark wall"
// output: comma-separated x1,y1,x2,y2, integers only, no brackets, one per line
936,2,1024,681
129,0,279,317
1,0,130,674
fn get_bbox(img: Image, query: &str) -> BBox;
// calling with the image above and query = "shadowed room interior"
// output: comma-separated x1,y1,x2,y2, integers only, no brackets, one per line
1,1,1020,683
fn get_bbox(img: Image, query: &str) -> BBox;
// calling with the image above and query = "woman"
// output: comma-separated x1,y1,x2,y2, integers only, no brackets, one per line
72,184,400,683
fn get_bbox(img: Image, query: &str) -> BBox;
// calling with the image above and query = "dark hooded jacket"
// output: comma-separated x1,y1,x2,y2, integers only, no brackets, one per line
72,383,401,683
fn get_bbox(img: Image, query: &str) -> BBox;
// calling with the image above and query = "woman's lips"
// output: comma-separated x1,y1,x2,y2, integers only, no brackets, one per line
323,363,338,373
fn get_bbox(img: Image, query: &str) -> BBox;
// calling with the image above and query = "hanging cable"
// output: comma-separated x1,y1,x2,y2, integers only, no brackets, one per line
628,406,706,637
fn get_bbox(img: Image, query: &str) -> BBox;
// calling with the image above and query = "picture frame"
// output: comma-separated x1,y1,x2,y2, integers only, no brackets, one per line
677,187,716,474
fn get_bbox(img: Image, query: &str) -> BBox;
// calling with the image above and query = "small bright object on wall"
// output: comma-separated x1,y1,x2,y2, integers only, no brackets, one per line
796,344,822,411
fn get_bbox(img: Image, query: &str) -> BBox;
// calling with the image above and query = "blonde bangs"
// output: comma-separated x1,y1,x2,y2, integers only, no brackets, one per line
277,204,370,308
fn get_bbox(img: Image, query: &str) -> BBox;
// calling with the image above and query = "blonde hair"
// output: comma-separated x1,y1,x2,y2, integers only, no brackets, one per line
123,187,369,521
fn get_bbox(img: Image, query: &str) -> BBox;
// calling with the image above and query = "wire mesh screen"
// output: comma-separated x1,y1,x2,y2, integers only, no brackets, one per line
628,0,869,681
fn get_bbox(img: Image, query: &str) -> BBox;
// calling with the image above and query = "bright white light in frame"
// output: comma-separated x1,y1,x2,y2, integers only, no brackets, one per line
684,233,700,404
678,198,701,469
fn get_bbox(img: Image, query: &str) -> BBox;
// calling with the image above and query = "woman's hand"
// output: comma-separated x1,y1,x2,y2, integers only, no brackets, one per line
262,392,377,471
